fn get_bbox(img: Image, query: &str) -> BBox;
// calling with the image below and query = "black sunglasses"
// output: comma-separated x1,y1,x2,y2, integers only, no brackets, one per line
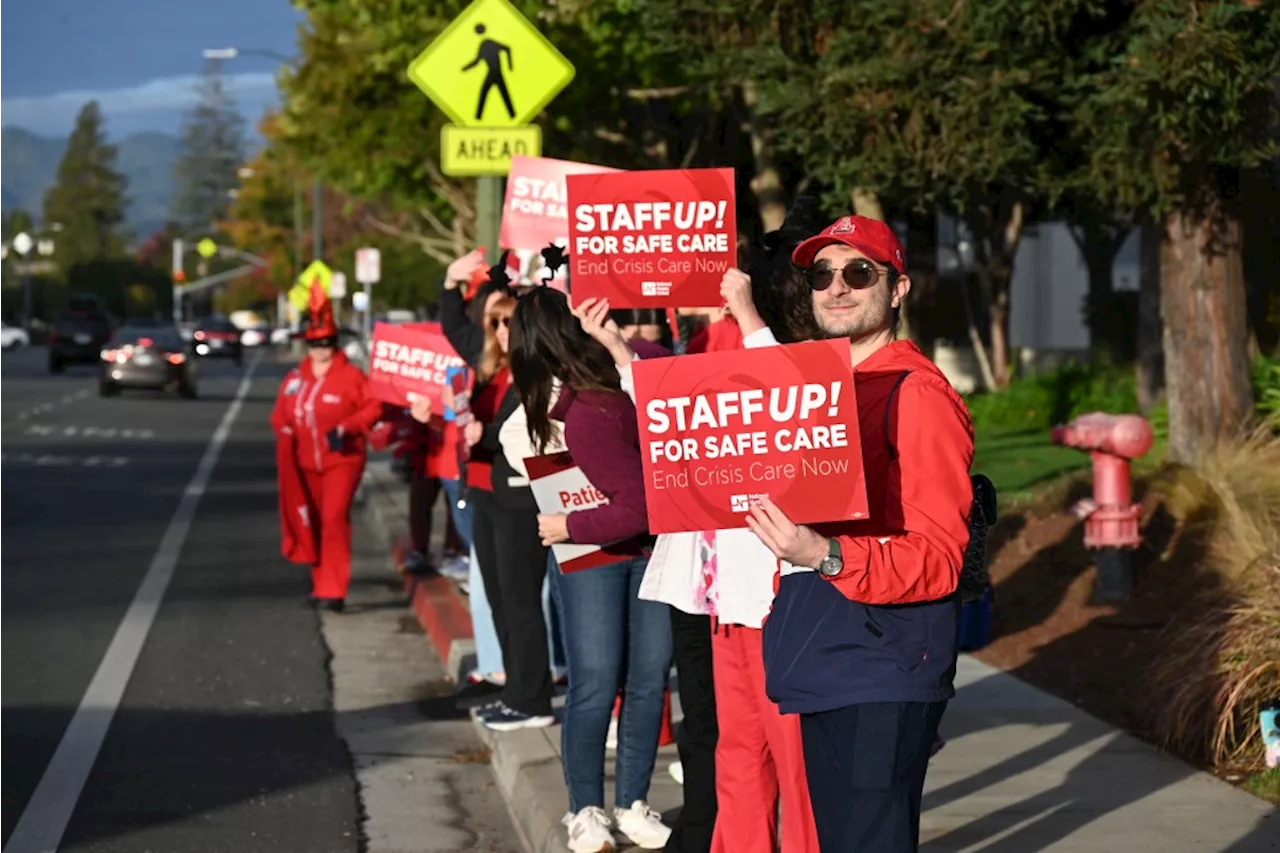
805,258,892,292
488,316,511,329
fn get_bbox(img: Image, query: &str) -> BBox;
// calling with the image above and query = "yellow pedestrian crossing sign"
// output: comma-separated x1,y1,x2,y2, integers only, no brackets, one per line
288,260,333,311
407,0,575,128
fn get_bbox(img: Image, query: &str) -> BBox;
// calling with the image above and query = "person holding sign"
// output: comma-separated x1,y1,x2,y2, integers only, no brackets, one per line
509,287,675,853
742,216,975,853
440,250,560,733
271,280,383,611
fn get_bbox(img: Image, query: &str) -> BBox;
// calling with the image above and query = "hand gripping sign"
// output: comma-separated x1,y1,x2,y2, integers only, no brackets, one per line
631,340,869,534
526,451,625,573
368,321,467,407
566,167,737,308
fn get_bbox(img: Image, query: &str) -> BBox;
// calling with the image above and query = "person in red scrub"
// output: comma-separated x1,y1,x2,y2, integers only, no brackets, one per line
272,280,383,611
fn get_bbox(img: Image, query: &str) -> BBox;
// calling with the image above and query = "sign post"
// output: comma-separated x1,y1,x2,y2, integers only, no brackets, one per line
407,0,575,263
355,247,381,350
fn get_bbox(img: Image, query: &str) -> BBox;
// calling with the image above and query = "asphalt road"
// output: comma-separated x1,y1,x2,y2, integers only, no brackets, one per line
1,345,358,852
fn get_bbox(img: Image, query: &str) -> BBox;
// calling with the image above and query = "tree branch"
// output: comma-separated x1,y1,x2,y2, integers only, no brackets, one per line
364,214,455,266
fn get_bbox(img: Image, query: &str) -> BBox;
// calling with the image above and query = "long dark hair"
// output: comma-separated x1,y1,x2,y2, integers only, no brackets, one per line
509,287,623,454
748,195,826,343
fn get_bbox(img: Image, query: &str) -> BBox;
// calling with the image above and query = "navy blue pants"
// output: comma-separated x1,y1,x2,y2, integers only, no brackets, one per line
799,701,946,853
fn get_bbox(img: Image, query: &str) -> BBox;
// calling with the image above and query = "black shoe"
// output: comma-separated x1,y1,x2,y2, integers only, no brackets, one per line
314,597,345,613
454,679,503,710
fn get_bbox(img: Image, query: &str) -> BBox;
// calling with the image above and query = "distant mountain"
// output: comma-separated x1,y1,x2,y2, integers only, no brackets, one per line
1,127,178,240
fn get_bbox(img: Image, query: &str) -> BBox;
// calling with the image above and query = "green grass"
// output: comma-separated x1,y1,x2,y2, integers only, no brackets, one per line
971,412,1170,507
1245,768,1280,806
972,427,1092,502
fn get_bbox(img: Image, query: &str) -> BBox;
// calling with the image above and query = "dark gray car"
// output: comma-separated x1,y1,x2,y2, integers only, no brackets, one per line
99,327,198,398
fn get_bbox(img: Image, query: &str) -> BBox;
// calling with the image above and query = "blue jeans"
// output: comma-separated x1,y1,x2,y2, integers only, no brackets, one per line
470,544,567,679
551,552,672,811
439,478,473,550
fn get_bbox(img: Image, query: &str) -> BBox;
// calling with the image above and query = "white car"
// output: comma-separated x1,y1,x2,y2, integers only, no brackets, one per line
2,322,30,350
240,326,268,347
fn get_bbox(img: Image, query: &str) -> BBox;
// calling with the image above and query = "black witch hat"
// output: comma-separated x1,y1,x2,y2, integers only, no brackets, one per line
763,194,825,255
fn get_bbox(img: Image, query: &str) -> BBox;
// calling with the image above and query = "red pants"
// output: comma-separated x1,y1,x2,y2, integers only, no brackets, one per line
300,463,364,599
711,625,819,853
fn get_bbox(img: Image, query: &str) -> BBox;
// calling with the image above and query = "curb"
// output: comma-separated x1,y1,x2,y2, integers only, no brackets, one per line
364,461,475,683
364,460,577,853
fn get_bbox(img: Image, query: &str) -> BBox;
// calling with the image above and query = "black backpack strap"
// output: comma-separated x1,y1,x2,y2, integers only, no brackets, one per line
883,370,912,461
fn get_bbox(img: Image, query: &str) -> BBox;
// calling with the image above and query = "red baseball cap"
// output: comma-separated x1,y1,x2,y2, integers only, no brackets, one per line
792,215,907,274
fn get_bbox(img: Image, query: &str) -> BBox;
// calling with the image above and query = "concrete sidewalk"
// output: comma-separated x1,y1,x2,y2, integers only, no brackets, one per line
364,458,1280,853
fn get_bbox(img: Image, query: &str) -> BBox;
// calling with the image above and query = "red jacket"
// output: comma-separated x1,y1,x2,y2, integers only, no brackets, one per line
762,340,975,714
271,352,383,472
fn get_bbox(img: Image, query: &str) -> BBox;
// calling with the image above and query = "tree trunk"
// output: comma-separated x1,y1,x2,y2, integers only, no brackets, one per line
1076,228,1124,364
968,199,1025,388
1136,221,1164,413
905,209,939,356
740,82,786,235
1160,200,1255,465
851,188,884,221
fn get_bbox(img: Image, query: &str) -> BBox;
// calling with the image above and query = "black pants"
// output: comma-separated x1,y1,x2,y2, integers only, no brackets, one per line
409,474,441,557
470,489,554,716
664,608,717,853
800,701,945,853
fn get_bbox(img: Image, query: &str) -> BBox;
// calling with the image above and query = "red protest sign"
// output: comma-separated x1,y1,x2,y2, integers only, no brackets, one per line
526,452,622,573
632,340,868,534
501,156,620,252
368,321,466,408
566,167,736,308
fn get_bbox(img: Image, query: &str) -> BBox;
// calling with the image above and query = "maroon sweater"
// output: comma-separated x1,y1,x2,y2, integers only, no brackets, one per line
555,385,651,554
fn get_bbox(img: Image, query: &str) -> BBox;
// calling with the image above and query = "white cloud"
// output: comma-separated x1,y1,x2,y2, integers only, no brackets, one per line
1,72,280,137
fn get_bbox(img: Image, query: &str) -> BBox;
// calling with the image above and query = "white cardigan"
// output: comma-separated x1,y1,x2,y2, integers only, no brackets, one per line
624,327,792,629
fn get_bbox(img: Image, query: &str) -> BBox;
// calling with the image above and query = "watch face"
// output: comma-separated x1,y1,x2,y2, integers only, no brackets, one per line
819,556,843,577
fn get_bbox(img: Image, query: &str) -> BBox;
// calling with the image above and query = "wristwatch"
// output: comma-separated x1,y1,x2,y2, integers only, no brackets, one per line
817,538,843,577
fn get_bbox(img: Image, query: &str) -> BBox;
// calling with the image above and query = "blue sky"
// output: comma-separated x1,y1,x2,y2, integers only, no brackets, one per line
1,0,304,139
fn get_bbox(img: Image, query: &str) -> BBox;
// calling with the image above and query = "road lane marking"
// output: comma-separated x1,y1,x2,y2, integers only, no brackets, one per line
22,425,156,440
2,350,263,853
0,453,130,468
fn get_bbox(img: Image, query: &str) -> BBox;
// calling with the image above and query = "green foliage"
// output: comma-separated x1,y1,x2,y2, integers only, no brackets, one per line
171,65,247,230
42,101,128,275
1074,0,1280,217
965,362,1142,432
1252,355,1280,427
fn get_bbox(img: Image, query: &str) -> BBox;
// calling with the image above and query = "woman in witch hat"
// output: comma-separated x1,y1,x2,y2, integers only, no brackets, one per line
271,278,383,610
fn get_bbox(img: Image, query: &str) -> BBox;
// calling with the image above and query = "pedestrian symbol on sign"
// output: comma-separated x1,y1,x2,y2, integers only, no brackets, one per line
463,24,515,121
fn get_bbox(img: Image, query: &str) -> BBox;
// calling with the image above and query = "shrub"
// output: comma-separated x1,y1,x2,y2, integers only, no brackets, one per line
965,362,1139,432
1252,355,1280,428
1145,427,1280,770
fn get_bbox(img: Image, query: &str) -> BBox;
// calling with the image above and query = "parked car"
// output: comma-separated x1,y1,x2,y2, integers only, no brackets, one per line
99,326,198,399
239,325,270,347
192,316,244,365
1,322,30,350
49,299,113,372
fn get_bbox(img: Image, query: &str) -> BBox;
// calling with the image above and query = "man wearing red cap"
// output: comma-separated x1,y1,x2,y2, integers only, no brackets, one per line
271,279,383,610
739,216,975,853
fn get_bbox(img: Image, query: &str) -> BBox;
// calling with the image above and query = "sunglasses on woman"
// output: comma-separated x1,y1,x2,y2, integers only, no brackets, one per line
805,258,891,292
489,316,511,329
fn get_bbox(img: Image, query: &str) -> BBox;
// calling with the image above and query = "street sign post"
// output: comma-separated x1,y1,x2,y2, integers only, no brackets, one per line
289,260,334,311
441,125,542,176
406,0,575,128
355,248,380,351
407,0,574,261
330,272,348,299
355,248,381,284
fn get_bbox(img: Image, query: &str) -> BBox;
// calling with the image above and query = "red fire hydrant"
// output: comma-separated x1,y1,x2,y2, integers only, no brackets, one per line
1050,412,1155,602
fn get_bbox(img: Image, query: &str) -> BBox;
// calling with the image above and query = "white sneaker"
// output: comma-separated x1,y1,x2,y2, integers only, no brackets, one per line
668,761,684,785
605,715,618,750
563,806,615,853
614,800,671,849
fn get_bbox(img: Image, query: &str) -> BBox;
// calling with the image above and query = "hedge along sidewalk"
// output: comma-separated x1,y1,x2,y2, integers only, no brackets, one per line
362,459,1280,853
363,457,683,853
